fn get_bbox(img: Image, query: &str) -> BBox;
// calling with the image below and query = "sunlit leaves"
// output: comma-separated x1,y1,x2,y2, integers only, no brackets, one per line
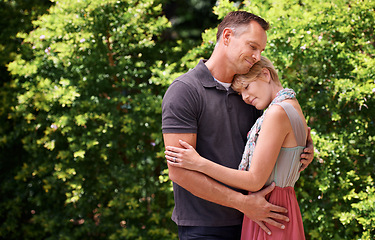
5,0,176,239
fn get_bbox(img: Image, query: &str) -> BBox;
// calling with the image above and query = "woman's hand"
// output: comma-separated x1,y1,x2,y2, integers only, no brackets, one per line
165,140,205,172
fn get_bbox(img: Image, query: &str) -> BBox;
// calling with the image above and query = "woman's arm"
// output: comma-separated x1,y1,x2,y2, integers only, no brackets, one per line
164,132,289,234
166,105,291,192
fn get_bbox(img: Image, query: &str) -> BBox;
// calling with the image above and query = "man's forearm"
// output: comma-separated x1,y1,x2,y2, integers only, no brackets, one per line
169,164,245,210
164,133,245,211
169,164,290,233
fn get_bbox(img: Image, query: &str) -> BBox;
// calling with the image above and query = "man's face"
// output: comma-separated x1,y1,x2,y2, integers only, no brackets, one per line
226,21,267,75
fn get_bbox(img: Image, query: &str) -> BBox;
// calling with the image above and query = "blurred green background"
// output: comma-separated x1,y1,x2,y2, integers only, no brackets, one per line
0,0,374,239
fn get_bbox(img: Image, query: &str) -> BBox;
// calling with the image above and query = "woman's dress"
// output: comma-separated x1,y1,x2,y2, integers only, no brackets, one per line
241,102,306,240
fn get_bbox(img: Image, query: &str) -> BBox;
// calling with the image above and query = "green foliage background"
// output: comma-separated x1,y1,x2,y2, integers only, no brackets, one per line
1,0,374,239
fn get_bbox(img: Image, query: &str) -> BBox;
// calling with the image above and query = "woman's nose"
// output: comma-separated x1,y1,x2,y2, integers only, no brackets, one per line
242,92,249,101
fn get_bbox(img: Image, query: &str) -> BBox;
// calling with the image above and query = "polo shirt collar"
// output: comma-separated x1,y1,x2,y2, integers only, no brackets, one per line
197,59,236,93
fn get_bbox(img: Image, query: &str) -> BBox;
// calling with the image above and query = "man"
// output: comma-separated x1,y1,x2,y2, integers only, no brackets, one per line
162,11,314,239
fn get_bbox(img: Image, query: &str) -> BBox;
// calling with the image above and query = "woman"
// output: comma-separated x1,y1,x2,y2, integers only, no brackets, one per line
165,56,307,239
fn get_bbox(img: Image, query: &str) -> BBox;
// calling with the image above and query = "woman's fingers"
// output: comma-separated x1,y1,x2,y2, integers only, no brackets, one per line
165,140,193,159
164,150,180,159
165,146,183,153
179,139,193,149
165,154,182,164
166,140,193,152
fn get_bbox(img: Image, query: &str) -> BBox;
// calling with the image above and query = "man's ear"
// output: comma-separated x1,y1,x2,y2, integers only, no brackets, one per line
222,28,234,46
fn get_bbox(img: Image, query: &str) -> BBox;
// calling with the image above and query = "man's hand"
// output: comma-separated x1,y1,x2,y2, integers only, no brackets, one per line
238,183,289,235
300,127,314,172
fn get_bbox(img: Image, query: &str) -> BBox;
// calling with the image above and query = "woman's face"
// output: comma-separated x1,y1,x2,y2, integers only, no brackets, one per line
239,72,273,110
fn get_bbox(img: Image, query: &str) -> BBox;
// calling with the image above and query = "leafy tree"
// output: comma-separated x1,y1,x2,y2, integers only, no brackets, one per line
0,0,52,238
4,0,176,239
0,0,52,83
3,0,374,239
163,0,219,39
158,0,375,239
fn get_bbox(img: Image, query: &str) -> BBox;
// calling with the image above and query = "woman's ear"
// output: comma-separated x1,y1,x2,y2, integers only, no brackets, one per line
262,68,271,83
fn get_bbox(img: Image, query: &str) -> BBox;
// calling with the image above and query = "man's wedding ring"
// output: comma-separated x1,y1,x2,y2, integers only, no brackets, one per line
173,157,176,162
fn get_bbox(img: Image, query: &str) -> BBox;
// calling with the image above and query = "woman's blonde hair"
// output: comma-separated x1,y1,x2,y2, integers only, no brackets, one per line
232,56,281,92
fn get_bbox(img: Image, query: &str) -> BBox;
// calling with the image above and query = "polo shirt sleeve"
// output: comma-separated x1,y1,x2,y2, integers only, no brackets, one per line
162,80,199,134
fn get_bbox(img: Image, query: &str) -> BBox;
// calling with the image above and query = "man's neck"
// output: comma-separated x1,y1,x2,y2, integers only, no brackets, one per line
205,53,235,84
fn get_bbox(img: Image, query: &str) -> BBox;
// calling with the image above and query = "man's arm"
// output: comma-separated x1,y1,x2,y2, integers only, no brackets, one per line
164,132,289,235
299,127,314,172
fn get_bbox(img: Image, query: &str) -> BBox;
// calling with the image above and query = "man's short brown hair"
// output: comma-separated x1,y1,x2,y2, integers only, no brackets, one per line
216,11,269,42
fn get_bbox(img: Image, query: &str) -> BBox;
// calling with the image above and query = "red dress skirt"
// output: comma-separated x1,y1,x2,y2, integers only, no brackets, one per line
241,186,305,240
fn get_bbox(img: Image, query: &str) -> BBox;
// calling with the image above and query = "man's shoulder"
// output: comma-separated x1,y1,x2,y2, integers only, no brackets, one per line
163,62,206,102
174,59,212,86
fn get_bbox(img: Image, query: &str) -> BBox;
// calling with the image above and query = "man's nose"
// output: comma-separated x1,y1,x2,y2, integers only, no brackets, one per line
252,50,261,62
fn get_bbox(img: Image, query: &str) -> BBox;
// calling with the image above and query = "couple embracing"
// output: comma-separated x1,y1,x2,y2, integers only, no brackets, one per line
162,11,314,240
